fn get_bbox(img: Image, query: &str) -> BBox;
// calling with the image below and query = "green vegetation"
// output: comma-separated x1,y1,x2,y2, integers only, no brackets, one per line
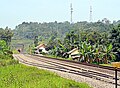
46,32,116,64
0,27,13,45
100,64,112,67
0,56,18,67
1,19,119,88
0,40,18,67
0,27,15,66
13,20,114,41
0,32,91,88
11,39,33,45
12,50,19,54
11,39,34,53
108,24,120,61
34,36,39,47
0,64,91,88
12,20,120,63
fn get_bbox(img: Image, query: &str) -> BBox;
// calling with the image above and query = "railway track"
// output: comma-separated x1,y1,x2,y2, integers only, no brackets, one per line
13,54,120,87
33,54,120,72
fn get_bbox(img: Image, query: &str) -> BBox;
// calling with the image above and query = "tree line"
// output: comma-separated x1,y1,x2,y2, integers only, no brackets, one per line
13,19,119,41
13,20,120,64
0,27,16,66
0,27,13,46
46,24,120,64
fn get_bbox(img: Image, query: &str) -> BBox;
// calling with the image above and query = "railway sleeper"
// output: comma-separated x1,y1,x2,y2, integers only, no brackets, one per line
18,57,115,81
15,55,120,86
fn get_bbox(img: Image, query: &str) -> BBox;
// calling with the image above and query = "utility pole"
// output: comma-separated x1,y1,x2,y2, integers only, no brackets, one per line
70,3,73,24
115,68,117,88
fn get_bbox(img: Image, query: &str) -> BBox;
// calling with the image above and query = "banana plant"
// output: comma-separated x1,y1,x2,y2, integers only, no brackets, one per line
102,44,116,64
93,44,103,64
87,45,94,63
79,40,94,63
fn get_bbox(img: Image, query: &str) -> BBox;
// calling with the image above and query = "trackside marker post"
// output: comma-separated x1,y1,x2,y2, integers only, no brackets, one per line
112,62,120,88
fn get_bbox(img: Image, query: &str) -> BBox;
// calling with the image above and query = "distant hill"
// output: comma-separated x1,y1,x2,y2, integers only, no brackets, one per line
13,21,114,42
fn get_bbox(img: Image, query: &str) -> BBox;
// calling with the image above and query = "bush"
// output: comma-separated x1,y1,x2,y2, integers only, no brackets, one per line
0,54,19,67
7,59,19,65
0,59,19,67
0,61,6,66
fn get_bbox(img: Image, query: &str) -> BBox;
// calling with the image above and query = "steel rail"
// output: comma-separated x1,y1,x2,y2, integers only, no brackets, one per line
32,54,120,71
14,54,120,86
26,54,114,79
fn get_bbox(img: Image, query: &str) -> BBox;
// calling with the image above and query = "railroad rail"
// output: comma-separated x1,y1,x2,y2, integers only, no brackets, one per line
13,54,120,87
33,54,120,71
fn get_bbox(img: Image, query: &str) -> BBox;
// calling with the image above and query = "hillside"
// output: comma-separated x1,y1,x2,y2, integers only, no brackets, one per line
13,21,114,42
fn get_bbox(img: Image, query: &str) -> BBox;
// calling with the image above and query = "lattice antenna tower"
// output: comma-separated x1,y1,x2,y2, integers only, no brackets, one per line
89,0,92,22
70,3,73,24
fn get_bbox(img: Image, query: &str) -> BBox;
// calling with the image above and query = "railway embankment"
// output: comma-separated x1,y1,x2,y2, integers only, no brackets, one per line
13,54,120,88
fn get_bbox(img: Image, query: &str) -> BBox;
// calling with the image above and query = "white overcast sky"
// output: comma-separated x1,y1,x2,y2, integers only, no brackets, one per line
0,0,120,29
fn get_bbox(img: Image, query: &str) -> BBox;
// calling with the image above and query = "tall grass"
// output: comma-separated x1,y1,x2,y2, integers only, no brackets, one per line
0,64,92,88
0,54,19,67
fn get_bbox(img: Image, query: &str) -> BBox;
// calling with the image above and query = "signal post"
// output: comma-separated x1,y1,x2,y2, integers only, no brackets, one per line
112,62,120,88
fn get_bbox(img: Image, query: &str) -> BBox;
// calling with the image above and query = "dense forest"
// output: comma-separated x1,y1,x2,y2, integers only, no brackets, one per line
12,19,120,63
13,19,120,41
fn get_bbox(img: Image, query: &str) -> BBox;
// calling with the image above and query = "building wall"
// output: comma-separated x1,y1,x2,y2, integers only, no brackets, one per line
71,50,79,55
69,49,79,58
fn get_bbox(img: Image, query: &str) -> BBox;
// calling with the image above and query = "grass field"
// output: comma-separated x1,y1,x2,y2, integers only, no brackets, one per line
0,64,92,88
